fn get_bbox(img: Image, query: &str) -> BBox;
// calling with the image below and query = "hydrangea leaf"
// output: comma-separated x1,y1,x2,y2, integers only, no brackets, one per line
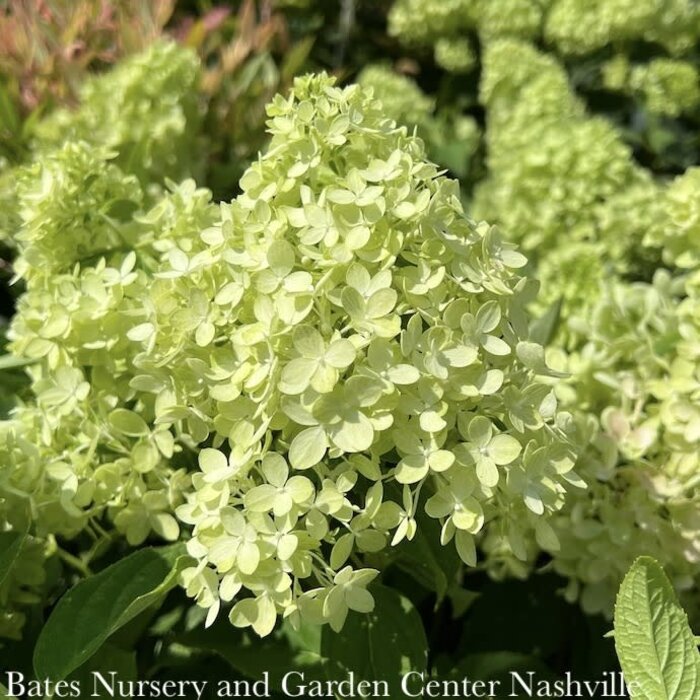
34,545,189,681
614,557,700,700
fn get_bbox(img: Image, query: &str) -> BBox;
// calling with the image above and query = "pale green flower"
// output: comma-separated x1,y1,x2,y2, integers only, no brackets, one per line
394,428,455,485
279,326,355,395
322,567,379,632
455,415,522,488
425,471,484,533
629,59,700,117
229,593,279,638
244,454,315,517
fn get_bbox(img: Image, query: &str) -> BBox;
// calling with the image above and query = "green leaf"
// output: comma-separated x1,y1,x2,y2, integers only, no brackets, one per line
0,529,27,589
34,545,187,681
321,584,428,698
68,644,137,700
281,37,315,83
614,557,700,700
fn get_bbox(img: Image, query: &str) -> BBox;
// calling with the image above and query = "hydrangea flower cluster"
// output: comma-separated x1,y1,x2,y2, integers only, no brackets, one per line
9,151,214,532
474,39,637,250
3,68,580,639
648,168,700,269
543,0,699,56
0,164,213,634
157,74,577,635
458,40,700,605
434,37,476,74
388,0,548,53
33,40,202,185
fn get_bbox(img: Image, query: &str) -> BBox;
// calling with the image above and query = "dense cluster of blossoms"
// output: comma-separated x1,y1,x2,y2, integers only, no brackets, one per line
32,40,202,186
159,74,578,635
0,160,211,636
475,180,700,611
388,0,548,51
433,37,476,74
1,63,581,638
648,168,700,270
469,39,667,336
472,40,659,271
542,0,700,55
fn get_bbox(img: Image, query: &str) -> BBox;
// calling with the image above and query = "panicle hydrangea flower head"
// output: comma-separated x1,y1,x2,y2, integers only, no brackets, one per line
474,40,643,256
388,0,475,45
2,155,216,639
13,143,143,281
0,42,207,640
8,155,217,538
472,39,669,338
389,0,548,45
3,68,578,639
434,37,476,73
0,40,201,251
603,56,700,117
110,72,578,636
648,168,700,269
389,0,697,53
